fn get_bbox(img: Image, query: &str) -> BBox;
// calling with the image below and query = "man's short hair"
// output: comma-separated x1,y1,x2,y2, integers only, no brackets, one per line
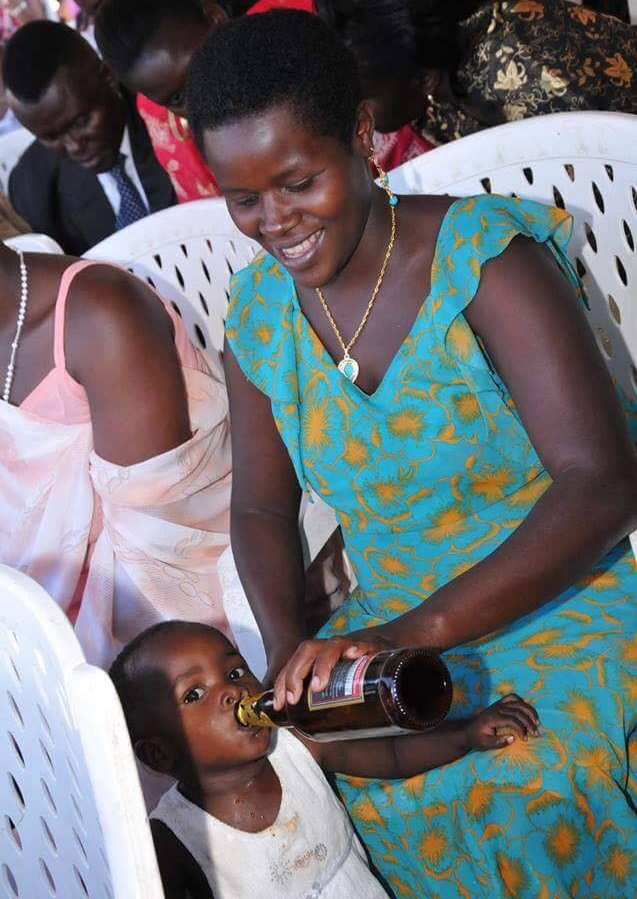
2,20,97,103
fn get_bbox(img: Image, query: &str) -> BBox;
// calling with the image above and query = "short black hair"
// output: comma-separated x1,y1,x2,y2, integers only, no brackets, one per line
187,9,362,151
315,0,458,81
2,20,97,103
95,0,208,80
110,620,228,743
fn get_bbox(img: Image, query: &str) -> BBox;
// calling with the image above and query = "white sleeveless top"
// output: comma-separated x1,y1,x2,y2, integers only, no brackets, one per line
150,729,389,898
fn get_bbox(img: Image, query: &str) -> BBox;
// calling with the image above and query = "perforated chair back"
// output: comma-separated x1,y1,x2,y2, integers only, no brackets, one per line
85,198,258,358
0,565,163,899
388,111,637,556
0,129,34,195
388,111,637,401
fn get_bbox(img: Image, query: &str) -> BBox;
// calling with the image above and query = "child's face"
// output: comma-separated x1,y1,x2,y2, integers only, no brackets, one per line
148,629,271,776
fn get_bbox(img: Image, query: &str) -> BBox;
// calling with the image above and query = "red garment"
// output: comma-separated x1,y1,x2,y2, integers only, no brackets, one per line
137,0,316,203
372,125,434,174
248,0,314,10
136,99,220,202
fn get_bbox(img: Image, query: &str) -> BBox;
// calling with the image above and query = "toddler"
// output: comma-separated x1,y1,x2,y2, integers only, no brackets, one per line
110,621,539,899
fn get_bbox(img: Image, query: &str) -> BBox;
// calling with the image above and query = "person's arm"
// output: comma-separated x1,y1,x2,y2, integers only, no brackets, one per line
64,263,192,466
150,820,215,899
304,694,539,779
274,235,637,706
225,341,307,682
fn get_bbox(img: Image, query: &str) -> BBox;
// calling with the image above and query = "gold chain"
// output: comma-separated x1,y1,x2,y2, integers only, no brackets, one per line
316,203,396,359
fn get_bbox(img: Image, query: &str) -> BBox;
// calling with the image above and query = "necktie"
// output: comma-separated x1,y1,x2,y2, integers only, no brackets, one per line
109,153,148,230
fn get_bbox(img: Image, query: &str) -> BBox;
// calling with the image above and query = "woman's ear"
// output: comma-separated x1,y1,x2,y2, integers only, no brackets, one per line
353,100,375,158
202,1,229,27
135,737,175,775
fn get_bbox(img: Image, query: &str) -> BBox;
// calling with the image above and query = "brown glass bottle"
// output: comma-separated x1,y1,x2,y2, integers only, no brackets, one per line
235,648,453,742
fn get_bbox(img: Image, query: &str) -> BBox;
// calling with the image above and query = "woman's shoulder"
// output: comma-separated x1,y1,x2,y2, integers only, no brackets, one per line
433,193,573,261
226,251,296,350
228,250,294,315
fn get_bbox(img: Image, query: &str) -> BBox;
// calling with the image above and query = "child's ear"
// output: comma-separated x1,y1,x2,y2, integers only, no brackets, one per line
135,737,175,775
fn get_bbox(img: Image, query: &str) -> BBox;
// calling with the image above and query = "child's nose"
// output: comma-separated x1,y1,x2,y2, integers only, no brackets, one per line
219,686,242,710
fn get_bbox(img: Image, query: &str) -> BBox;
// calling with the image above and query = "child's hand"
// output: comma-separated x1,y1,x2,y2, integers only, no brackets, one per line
465,694,540,750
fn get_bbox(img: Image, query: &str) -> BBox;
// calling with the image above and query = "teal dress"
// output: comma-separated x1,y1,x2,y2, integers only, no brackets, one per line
226,195,636,898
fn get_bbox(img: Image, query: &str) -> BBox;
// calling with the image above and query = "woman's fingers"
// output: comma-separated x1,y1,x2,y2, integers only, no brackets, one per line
272,639,324,709
271,635,388,710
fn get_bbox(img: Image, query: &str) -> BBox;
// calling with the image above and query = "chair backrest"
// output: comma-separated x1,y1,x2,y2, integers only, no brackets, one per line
0,565,163,899
4,233,65,254
85,198,259,357
0,129,34,195
388,111,637,403
85,197,341,565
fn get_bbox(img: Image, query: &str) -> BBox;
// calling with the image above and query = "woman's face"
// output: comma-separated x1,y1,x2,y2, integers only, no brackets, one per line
203,103,375,289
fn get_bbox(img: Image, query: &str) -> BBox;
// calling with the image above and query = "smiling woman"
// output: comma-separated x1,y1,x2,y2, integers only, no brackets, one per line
186,10,637,898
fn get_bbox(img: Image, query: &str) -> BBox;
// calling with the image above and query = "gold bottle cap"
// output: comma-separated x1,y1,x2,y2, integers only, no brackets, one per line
235,693,276,729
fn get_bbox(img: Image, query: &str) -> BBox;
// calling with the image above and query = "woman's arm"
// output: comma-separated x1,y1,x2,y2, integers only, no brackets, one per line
65,263,192,466
274,236,637,704
225,342,307,680
398,236,637,650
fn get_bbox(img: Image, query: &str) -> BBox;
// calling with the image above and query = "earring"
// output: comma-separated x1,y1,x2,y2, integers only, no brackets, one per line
427,93,435,106
369,150,399,207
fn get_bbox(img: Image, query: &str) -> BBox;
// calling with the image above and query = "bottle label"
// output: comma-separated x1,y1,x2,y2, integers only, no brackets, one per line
307,655,373,711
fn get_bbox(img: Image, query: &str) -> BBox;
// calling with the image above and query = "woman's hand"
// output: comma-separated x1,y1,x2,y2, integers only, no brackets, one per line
464,694,540,750
272,629,397,710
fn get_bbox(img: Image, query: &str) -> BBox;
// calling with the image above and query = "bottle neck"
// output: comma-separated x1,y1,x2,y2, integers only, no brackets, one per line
234,691,291,729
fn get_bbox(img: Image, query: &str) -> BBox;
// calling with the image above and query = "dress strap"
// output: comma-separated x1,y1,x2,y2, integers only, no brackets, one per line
53,260,108,372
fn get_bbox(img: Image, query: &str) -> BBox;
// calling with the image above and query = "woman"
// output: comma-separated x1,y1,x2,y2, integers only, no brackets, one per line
0,244,233,669
187,11,637,897
316,0,636,154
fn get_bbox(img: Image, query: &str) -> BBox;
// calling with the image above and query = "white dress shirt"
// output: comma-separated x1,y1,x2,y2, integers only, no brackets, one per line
97,127,150,217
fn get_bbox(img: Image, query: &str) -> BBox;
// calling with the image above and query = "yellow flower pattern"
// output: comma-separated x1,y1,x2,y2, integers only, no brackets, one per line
227,194,636,897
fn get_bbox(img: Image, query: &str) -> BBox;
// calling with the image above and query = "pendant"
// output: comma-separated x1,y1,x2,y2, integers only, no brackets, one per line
337,352,359,383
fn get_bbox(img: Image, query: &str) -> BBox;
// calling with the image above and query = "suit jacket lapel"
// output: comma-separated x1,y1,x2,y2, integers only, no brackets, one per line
124,90,176,213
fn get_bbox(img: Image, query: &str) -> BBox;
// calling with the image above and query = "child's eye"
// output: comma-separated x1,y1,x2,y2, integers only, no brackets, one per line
183,686,205,704
228,666,248,680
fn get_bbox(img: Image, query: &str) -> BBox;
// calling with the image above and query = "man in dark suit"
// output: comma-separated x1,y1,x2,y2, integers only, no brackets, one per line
3,20,175,255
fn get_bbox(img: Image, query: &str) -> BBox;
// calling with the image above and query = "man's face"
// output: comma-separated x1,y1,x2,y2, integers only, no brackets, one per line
9,62,125,174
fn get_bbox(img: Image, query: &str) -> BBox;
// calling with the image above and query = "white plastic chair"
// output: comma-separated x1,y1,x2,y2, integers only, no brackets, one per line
388,110,637,555
0,564,164,899
0,129,34,196
86,198,257,358
85,199,344,664
4,234,65,254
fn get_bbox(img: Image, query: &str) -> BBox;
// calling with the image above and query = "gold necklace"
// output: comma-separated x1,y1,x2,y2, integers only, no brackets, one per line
316,202,396,384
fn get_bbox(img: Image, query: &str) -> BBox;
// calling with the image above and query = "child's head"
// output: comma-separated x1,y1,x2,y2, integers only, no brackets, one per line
110,621,271,782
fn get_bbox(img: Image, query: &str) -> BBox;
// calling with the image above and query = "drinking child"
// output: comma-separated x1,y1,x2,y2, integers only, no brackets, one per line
110,621,539,899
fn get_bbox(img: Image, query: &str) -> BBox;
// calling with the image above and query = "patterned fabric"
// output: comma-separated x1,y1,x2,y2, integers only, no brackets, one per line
109,153,148,229
419,0,636,146
372,124,434,174
136,97,220,203
226,195,637,898
0,261,234,670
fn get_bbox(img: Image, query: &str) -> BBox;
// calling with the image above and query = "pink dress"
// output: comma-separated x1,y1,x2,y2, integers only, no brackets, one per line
0,261,233,668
